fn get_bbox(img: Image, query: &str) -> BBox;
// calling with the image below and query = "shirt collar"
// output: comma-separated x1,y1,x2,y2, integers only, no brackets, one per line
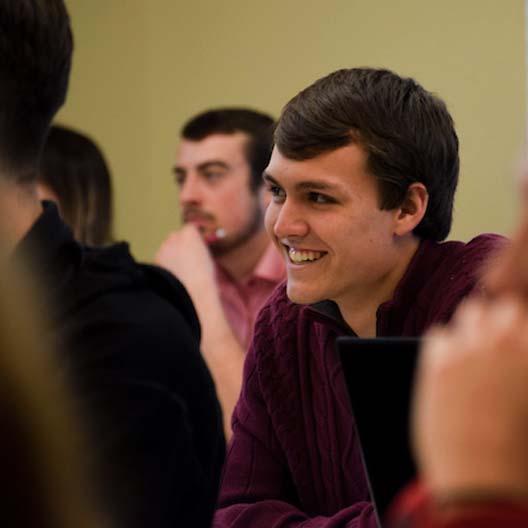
215,241,286,285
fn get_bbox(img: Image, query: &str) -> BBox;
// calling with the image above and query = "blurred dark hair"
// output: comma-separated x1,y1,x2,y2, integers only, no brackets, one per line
182,108,275,192
0,0,73,181
275,68,459,241
39,125,114,246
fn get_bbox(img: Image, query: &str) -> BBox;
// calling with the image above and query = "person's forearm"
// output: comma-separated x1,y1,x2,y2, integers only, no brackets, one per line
202,334,244,441
195,293,245,440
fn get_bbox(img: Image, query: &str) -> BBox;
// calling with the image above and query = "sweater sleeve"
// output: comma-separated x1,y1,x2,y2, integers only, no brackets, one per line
214,331,378,528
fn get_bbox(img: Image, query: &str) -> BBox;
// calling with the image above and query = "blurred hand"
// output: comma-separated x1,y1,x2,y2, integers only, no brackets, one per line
484,158,528,299
413,297,528,500
155,224,218,309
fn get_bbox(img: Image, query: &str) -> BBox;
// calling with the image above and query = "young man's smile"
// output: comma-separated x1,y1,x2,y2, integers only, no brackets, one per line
281,242,328,265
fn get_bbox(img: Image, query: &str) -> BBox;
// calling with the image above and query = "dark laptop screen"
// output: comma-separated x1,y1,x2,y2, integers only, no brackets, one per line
337,337,420,526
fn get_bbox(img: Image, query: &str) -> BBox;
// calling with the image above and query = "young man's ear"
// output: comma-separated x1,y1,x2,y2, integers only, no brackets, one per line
394,182,429,236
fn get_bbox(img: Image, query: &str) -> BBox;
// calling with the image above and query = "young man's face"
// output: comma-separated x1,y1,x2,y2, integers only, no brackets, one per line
264,143,404,307
174,132,264,255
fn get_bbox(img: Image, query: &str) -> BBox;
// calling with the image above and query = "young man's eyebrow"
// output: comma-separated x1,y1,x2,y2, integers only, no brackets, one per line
262,172,279,185
172,166,185,175
295,180,340,192
196,160,230,172
263,172,343,193
172,161,230,175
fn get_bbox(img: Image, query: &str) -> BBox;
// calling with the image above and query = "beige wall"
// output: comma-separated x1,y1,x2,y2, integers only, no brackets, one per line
60,0,525,260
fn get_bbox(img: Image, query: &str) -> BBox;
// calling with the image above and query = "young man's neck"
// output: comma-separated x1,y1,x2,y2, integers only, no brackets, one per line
338,236,421,337
215,227,271,283
0,180,42,253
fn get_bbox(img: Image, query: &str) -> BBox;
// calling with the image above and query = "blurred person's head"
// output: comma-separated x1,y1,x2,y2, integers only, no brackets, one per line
265,68,459,306
37,125,114,246
0,264,105,527
0,0,73,248
0,0,72,183
175,108,274,256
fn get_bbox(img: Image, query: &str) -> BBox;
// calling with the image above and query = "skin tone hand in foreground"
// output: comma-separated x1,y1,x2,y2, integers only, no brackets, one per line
413,165,528,507
413,297,528,504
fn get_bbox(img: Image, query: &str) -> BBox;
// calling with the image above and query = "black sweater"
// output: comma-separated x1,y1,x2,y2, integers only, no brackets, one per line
15,202,225,528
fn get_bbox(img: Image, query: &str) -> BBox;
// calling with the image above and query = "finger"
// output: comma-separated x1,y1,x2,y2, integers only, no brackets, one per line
411,326,452,458
486,297,528,358
448,297,486,345
488,296,524,332
417,325,454,375
483,154,528,297
485,213,528,298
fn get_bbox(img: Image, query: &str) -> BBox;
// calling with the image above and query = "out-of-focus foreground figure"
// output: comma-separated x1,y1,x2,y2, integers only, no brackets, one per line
391,167,528,527
37,125,114,246
0,264,105,528
0,1,225,527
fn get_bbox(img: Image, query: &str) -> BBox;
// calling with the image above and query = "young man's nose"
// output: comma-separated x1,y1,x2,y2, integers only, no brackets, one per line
272,200,309,239
179,174,204,205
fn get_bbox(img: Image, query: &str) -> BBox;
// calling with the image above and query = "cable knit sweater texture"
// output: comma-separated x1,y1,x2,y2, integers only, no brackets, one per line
214,235,505,528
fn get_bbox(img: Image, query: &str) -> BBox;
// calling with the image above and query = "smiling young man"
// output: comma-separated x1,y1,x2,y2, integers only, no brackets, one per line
156,109,285,437
213,68,505,527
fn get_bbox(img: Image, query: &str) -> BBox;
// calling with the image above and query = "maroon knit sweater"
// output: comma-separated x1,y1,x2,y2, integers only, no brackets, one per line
214,235,505,528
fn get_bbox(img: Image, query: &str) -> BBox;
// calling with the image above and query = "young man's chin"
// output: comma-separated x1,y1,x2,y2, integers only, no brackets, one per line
286,282,324,306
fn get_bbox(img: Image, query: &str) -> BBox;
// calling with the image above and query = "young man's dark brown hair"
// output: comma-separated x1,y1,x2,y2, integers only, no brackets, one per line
275,68,459,241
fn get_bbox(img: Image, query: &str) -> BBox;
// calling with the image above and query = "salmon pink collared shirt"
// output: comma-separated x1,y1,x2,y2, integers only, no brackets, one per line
215,242,285,350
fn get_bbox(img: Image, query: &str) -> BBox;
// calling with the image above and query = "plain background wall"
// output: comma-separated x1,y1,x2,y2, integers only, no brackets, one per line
59,0,525,261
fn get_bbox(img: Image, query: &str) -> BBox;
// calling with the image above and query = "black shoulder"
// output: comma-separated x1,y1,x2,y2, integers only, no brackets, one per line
137,263,200,340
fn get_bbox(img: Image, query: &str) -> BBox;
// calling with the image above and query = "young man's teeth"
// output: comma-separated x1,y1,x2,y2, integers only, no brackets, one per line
288,248,323,263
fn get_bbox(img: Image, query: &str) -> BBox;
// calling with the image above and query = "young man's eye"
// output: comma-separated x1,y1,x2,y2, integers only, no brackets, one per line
268,184,286,202
204,171,224,181
308,192,335,204
174,173,186,186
